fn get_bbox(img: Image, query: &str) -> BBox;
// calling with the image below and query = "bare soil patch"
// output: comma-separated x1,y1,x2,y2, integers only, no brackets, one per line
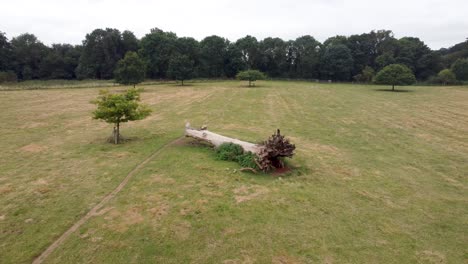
19,143,46,153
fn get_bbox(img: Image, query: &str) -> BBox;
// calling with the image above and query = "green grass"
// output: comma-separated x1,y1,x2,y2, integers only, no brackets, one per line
0,81,467,263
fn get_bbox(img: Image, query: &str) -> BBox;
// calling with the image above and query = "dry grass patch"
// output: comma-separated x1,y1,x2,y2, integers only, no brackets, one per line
233,185,270,203
19,143,47,153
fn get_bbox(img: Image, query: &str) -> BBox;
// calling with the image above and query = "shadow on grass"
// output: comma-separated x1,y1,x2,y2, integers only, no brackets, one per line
237,85,269,89
374,88,413,93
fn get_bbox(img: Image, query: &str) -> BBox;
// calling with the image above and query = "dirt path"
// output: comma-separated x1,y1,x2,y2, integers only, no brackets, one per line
32,137,184,264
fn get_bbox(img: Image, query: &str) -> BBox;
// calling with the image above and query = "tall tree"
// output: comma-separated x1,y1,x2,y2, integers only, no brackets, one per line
224,43,246,78
114,51,146,87
10,33,48,80
39,44,81,79
451,58,468,81
199,35,229,77
76,28,134,79
174,37,200,76
323,35,348,47
139,28,178,78
294,35,321,79
0,31,13,72
394,37,439,80
121,30,139,52
320,44,354,81
167,54,195,85
437,38,468,68
257,37,287,77
235,35,259,69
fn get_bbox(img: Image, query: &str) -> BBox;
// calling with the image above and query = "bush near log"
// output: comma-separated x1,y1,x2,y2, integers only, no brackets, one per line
215,143,259,170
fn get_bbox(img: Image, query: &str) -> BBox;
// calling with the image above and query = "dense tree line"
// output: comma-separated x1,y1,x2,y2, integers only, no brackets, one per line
1,28,467,83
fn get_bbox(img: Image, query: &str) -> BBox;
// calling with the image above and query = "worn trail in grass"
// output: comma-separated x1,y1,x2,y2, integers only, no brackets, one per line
0,81,467,263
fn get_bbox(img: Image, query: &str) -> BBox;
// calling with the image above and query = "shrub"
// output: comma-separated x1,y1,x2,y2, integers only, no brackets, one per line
237,152,258,168
215,143,259,170
0,71,18,83
215,143,244,161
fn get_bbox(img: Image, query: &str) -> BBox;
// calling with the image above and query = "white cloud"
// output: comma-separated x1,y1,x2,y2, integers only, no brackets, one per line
0,0,467,49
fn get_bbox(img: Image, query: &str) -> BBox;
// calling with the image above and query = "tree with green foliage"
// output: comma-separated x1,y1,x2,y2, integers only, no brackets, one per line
167,55,195,85
0,31,13,72
257,37,288,77
375,52,396,70
174,37,200,74
353,66,375,83
10,33,48,80
92,88,151,144
294,35,321,79
235,35,259,69
236,70,266,87
374,64,416,91
436,69,457,85
39,44,81,79
114,51,146,88
76,28,137,79
223,43,246,78
320,44,354,81
451,58,468,81
438,39,468,68
139,28,178,79
121,30,140,52
394,37,441,80
199,35,229,77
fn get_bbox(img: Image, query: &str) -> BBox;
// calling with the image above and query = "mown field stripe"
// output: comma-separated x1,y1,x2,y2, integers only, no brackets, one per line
32,136,184,264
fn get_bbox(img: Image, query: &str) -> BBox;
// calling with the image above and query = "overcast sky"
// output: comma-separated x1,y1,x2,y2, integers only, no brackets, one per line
1,0,467,50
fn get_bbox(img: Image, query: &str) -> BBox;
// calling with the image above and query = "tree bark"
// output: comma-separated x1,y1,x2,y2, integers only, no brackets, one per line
392,84,395,91
112,122,120,144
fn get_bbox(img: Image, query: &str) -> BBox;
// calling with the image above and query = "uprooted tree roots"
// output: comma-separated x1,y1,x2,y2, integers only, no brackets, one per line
255,129,296,171
185,123,296,172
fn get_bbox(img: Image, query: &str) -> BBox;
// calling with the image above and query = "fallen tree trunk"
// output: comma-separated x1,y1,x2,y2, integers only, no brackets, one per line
184,123,263,154
185,123,296,172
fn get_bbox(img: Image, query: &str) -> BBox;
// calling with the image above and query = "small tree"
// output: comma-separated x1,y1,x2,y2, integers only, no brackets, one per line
167,55,194,86
436,69,457,85
236,70,266,87
92,88,151,144
114,51,146,88
374,64,416,91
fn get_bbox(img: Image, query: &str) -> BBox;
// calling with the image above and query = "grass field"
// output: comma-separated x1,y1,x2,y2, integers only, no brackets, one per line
0,81,467,263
